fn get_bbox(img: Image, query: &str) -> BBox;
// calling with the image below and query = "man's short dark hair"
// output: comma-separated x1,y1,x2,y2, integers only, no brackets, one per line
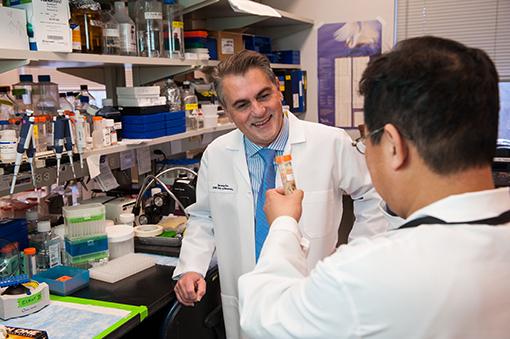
213,50,277,107
359,36,500,174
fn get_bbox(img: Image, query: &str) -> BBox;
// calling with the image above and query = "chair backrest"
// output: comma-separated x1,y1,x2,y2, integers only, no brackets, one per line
160,266,225,339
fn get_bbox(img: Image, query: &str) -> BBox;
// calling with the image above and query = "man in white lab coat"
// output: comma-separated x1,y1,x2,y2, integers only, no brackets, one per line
173,50,387,338
239,36,510,338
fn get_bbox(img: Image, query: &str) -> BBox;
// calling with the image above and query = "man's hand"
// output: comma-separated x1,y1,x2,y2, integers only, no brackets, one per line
264,188,304,225
174,272,206,306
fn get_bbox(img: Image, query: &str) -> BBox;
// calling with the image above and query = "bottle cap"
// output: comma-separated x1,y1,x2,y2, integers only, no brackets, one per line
80,85,88,90
151,187,162,196
59,93,67,98
19,74,33,82
119,213,135,224
24,247,36,255
0,86,10,93
80,96,90,103
37,220,51,232
275,154,292,164
93,116,103,121
38,75,51,82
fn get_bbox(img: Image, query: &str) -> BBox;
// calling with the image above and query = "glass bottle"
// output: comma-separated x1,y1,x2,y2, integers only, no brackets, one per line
59,93,74,112
182,81,198,130
30,220,61,271
70,0,103,54
70,14,82,53
33,75,59,118
114,1,137,56
0,86,15,121
162,0,184,59
161,78,182,111
78,84,97,107
101,3,121,55
135,0,163,57
12,74,35,109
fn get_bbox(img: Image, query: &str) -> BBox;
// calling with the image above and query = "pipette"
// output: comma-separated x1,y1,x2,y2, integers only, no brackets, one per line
10,110,35,194
52,111,65,186
73,110,86,168
63,111,76,178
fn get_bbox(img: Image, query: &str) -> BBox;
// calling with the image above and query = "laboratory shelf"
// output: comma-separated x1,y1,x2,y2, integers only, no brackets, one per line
84,122,236,158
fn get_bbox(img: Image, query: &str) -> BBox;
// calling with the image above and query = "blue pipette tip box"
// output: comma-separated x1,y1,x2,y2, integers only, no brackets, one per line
33,266,89,296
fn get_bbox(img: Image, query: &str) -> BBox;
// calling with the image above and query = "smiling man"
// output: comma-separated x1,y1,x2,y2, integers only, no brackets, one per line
173,50,387,339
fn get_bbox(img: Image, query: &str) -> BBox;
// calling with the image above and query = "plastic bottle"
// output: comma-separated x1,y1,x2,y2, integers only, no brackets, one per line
182,81,198,130
105,119,117,145
0,86,15,121
0,123,17,163
114,1,137,56
12,88,30,115
33,115,49,152
33,75,59,119
59,93,74,112
66,92,77,109
136,0,163,57
23,247,37,278
97,99,122,141
275,154,297,195
92,116,111,148
26,208,39,234
119,212,135,226
12,74,35,108
162,0,185,59
30,220,62,270
70,0,103,54
161,78,182,111
101,3,121,55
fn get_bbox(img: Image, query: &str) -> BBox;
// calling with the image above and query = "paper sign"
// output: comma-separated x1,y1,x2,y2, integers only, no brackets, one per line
120,150,136,171
136,148,151,175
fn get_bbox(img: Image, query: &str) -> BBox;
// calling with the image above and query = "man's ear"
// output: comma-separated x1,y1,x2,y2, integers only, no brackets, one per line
275,77,284,100
383,123,408,170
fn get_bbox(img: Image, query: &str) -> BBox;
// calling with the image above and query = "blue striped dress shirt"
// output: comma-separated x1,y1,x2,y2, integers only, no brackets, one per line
244,115,289,209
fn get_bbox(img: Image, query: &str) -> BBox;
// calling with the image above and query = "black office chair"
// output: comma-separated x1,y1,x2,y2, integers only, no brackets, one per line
160,266,226,339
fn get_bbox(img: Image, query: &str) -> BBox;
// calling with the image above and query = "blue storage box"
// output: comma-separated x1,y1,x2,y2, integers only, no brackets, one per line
65,235,108,257
166,125,186,135
274,50,300,64
0,219,28,251
122,128,167,139
33,265,89,296
244,35,272,54
207,37,218,60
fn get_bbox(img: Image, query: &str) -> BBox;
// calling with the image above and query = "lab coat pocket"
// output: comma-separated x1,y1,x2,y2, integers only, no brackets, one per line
301,189,338,238
220,293,242,339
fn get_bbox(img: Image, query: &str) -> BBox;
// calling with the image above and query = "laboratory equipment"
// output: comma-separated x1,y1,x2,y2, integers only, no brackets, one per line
133,224,163,237
58,93,74,112
77,84,97,107
12,74,34,108
0,239,22,278
53,110,76,186
33,265,89,295
162,0,185,59
0,123,17,163
70,0,103,54
0,275,50,320
118,213,135,226
275,154,297,195
105,225,134,259
114,1,137,56
104,197,136,223
23,247,36,278
63,203,106,239
101,3,121,55
0,87,15,121
88,253,155,283
72,109,87,168
33,75,59,119
30,220,61,271
182,81,198,130
161,78,182,111
10,110,36,194
136,0,163,57
63,111,77,178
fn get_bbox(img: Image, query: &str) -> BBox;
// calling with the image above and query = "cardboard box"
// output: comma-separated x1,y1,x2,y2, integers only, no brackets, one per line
0,7,29,50
208,31,244,61
6,0,71,52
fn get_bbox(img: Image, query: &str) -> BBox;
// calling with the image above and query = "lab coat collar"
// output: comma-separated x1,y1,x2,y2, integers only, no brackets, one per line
224,111,305,151
404,187,510,225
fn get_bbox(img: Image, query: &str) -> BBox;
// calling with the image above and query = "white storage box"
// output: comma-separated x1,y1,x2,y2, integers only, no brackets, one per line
106,225,135,259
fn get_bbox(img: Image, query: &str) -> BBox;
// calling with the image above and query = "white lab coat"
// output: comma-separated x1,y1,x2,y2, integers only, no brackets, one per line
239,188,510,339
173,113,387,339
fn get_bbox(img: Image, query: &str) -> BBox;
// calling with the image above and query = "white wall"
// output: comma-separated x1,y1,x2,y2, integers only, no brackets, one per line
262,0,395,123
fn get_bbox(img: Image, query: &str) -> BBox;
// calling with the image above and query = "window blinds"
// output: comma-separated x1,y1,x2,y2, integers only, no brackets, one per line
396,0,510,80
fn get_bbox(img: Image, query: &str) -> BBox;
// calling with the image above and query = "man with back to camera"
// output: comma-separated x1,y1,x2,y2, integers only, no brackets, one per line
238,36,510,339
172,50,388,338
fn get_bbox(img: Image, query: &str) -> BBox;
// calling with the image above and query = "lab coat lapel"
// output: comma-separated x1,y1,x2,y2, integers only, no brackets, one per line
285,112,306,153
225,129,251,188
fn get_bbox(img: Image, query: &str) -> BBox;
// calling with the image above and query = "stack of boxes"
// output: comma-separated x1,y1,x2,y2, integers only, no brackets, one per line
117,87,186,139
63,203,108,267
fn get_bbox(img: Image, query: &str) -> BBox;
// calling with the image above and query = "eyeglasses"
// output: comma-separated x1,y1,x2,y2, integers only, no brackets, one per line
351,127,385,154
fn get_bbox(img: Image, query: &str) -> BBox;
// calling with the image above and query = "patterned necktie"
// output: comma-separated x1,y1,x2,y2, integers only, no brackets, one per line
254,148,276,261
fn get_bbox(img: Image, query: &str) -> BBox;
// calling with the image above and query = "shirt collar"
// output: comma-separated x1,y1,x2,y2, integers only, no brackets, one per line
405,187,510,224
244,114,289,158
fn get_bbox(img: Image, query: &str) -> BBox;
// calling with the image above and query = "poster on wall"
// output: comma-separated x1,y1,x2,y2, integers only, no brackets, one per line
318,20,382,128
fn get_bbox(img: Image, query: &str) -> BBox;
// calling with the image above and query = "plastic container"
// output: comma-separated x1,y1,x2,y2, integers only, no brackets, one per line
33,75,59,121
33,265,89,296
0,86,15,121
136,0,164,57
106,225,134,259
12,74,35,108
114,1,137,56
275,154,297,195
65,234,108,257
71,0,103,54
163,0,185,59
23,247,37,278
0,127,17,163
101,4,121,55
119,213,135,226
63,203,106,239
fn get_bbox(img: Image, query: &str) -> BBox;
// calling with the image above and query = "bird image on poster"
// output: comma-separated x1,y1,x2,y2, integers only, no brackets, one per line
318,20,382,128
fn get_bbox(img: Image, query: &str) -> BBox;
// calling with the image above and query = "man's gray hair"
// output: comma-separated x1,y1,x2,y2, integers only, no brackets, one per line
213,50,277,107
